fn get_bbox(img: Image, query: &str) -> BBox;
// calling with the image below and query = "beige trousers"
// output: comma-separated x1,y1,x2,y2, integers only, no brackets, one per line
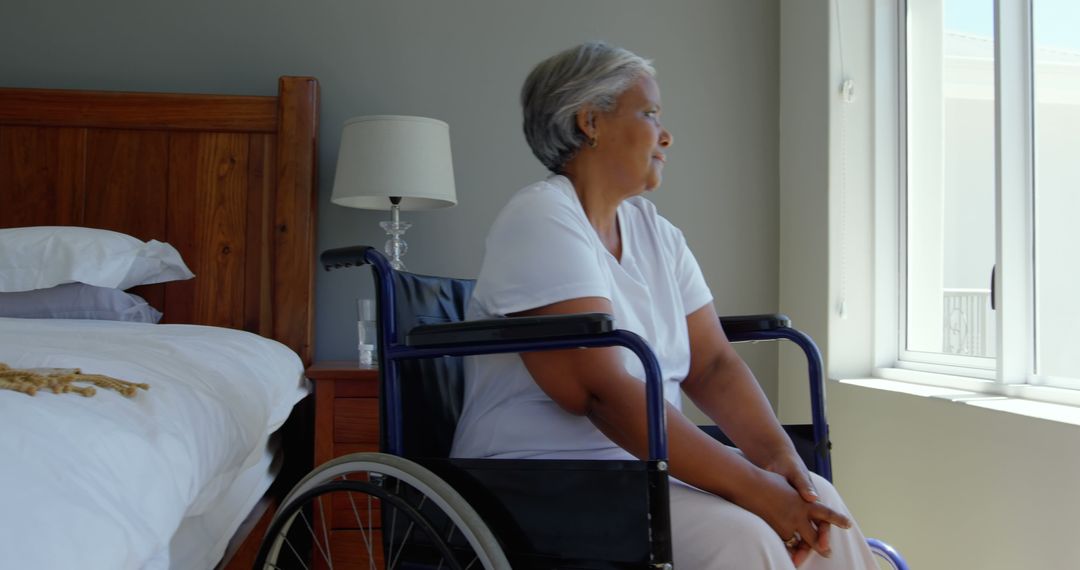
668,472,878,569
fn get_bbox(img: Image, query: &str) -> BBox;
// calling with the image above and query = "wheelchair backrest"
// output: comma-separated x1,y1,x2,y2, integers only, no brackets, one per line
381,270,476,458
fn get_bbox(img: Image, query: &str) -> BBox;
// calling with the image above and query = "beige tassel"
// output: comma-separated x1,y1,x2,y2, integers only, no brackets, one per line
0,362,149,398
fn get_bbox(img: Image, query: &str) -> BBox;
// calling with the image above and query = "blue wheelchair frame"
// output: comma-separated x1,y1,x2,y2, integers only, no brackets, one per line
321,245,907,569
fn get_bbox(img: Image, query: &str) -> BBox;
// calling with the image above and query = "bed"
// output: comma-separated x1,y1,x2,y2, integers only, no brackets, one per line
0,76,319,569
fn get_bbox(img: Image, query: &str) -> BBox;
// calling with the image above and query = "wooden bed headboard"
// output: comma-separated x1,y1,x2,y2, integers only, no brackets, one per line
0,76,318,365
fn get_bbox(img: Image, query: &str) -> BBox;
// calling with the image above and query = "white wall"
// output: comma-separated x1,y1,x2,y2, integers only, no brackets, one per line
777,0,832,424
831,382,1080,569
777,0,878,419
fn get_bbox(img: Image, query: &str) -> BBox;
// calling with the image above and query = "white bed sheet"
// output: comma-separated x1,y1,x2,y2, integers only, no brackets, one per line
0,318,309,570
169,440,278,570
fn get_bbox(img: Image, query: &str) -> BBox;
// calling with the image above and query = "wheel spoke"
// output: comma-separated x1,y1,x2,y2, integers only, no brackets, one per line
342,472,379,569
299,509,332,567
367,492,377,570
387,478,400,568
388,518,416,570
388,495,425,570
318,495,334,570
345,489,378,570
280,534,310,570
436,524,457,570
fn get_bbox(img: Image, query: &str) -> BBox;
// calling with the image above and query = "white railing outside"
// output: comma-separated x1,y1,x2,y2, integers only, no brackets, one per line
943,289,995,357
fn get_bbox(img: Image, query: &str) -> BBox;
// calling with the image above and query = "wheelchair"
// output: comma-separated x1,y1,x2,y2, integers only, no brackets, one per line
255,246,908,570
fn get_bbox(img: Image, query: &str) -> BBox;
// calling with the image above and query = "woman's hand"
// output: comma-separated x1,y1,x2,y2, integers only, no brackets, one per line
764,449,819,503
763,449,837,562
740,468,851,565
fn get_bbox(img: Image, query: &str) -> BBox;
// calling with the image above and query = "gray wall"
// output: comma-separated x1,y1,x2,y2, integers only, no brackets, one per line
1,0,781,404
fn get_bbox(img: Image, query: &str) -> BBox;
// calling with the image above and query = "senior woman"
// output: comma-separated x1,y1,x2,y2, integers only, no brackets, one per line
450,42,877,569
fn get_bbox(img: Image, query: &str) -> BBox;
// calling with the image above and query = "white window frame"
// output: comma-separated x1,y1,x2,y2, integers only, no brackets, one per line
876,0,1080,398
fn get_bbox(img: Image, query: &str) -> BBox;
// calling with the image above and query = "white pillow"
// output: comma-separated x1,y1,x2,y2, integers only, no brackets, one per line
0,226,194,293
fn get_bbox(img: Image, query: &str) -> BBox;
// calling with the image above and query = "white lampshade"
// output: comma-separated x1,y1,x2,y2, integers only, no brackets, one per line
330,115,457,211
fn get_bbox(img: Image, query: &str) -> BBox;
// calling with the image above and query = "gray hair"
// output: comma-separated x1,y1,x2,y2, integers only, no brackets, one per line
521,42,655,173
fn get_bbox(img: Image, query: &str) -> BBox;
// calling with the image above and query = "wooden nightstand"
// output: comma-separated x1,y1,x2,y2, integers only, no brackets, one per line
305,361,380,467
305,361,383,567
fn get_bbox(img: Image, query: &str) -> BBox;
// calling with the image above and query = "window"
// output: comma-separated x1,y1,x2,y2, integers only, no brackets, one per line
1031,0,1080,385
898,0,1079,389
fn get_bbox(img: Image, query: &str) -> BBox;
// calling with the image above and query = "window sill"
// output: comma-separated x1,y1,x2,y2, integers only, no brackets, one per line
834,368,1080,427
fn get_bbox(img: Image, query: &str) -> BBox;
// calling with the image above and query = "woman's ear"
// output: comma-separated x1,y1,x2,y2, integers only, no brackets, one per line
575,106,596,140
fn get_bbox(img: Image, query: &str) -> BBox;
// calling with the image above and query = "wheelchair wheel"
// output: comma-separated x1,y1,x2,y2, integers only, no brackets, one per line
867,538,910,570
255,452,509,570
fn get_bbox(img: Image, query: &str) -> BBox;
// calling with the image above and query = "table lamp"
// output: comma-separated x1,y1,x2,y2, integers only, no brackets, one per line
330,115,457,270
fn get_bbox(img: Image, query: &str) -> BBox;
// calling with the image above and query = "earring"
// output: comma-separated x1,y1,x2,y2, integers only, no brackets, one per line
588,136,598,149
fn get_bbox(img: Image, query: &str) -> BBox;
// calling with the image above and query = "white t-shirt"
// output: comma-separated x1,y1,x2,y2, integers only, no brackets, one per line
450,175,713,460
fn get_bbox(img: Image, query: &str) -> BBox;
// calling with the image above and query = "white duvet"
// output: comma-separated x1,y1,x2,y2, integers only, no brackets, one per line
0,318,309,569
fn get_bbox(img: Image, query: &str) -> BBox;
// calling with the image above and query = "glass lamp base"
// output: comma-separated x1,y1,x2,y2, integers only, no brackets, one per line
379,220,411,270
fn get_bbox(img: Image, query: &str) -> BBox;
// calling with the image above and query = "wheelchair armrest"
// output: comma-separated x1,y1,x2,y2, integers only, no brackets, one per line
406,313,614,348
719,313,791,335
320,245,375,271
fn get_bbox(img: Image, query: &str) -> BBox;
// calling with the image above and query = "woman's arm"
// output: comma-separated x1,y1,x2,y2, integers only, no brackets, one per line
514,297,849,559
681,303,812,494
681,302,837,560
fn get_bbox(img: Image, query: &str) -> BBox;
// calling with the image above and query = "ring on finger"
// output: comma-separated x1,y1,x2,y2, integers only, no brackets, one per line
783,531,802,549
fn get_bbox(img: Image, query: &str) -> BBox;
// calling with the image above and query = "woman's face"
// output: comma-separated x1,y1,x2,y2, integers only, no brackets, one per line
592,74,673,193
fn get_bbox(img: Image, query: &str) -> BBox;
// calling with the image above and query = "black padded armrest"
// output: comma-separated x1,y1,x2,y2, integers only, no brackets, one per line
407,313,614,348
719,313,791,335
321,246,373,271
